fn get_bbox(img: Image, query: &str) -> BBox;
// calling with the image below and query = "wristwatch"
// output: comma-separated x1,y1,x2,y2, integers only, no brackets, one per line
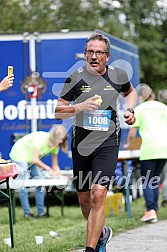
126,108,134,114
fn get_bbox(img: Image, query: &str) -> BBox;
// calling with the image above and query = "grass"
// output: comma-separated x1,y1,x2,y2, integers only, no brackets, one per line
0,193,167,252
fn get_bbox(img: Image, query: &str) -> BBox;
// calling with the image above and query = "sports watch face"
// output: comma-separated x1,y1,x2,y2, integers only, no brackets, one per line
126,108,134,114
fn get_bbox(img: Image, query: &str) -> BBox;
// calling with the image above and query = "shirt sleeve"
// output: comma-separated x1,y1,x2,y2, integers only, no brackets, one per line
51,147,59,155
120,82,131,93
117,68,131,92
107,67,131,93
60,72,77,101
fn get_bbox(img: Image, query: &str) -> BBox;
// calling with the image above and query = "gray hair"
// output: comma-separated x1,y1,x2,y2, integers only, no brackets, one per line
84,32,110,54
157,89,167,105
138,84,153,101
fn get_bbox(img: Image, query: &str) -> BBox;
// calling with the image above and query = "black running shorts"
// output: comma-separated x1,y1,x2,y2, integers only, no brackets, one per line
72,145,119,192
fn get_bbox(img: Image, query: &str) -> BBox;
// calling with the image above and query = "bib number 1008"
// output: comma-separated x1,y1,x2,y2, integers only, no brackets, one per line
88,116,108,125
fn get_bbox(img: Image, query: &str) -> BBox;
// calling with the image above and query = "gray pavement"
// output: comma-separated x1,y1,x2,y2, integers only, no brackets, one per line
74,220,167,252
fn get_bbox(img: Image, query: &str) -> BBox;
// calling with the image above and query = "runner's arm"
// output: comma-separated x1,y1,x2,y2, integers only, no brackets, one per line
55,96,100,120
122,85,137,125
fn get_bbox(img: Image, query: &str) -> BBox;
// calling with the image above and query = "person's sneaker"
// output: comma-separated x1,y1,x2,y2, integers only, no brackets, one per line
95,227,112,252
24,213,34,218
36,212,48,218
140,209,158,223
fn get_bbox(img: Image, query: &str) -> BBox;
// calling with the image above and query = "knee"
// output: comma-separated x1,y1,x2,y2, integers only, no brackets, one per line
91,185,107,205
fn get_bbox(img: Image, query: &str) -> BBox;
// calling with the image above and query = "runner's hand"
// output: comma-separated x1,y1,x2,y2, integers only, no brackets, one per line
75,95,101,112
124,111,136,125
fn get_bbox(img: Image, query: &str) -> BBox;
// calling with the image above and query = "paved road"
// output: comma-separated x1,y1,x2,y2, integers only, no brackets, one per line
73,220,167,252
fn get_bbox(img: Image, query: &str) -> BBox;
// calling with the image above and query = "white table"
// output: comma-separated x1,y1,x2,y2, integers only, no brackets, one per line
21,176,68,217
1,176,69,218
22,176,68,189
118,150,140,160
0,176,68,189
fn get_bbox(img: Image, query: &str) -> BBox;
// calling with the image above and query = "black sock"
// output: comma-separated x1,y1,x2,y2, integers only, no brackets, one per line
100,226,105,239
100,230,103,238
85,247,95,252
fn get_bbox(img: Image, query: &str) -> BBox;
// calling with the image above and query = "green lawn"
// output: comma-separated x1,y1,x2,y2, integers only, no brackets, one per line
0,194,167,252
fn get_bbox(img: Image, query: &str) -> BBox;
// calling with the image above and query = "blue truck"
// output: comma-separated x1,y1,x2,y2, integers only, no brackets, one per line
0,30,140,170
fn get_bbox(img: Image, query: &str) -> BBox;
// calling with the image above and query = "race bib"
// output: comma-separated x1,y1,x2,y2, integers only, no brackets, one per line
83,110,111,131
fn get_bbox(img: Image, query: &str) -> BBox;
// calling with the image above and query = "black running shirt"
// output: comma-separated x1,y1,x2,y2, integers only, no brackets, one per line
60,65,131,149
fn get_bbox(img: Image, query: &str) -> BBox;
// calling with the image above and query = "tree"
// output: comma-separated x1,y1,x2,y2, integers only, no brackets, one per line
0,0,60,33
118,0,167,90
0,0,166,90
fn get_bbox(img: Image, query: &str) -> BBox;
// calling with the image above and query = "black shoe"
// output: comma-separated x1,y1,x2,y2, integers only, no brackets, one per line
161,199,167,207
36,212,49,218
24,213,34,218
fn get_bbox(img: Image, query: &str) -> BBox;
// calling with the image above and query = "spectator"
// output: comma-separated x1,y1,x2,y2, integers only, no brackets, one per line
124,84,167,222
55,32,137,252
157,89,167,207
161,162,167,207
9,125,67,217
0,75,14,92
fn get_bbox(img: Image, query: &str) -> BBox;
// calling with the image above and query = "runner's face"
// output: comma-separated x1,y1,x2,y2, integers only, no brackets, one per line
84,40,110,75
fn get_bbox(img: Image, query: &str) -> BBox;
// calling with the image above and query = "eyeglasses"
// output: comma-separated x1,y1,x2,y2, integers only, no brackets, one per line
85,50,108,57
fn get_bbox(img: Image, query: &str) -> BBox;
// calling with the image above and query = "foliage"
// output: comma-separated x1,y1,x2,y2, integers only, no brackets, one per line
0,0,166,91
118,0,167,90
